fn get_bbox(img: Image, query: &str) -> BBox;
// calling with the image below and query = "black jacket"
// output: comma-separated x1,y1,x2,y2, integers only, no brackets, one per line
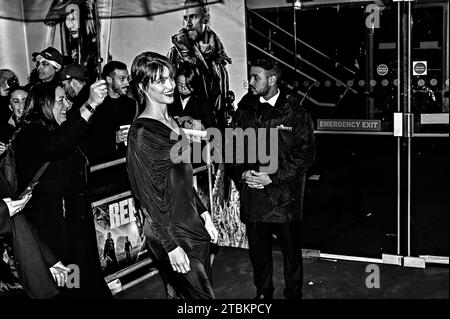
14,112,112,298
228,90,315,223
1,170,60,299
87,95,138,165
169,93,217,129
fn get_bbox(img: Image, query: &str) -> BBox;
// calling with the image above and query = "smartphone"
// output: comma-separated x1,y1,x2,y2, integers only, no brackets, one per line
19,181,39,198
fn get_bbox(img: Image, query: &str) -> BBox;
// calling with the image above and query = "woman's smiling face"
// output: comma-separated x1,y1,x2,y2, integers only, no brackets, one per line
53,86,72,125
9,89,28,118
145,66,175,105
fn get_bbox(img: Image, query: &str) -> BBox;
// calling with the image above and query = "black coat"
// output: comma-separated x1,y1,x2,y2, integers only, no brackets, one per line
14,112,112,299
169,94,217,129
87,95,138,165
1,170,60,299
228,90,316,223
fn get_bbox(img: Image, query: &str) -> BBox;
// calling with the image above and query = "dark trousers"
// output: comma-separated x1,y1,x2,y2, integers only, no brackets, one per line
246,221,303,299
143,218,214,299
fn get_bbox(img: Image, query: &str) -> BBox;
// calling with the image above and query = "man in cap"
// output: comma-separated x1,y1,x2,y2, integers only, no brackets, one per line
32,47,64,84
60,63,91,112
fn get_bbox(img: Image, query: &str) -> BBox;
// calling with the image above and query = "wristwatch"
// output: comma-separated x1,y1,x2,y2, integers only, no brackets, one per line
84,103,96,114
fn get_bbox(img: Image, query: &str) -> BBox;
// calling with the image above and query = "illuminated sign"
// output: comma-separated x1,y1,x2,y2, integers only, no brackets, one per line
377,64,389,76
413,61,427,76
317,119,381,131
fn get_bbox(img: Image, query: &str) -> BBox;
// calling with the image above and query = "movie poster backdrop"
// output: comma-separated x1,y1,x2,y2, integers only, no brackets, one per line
91,191,150,277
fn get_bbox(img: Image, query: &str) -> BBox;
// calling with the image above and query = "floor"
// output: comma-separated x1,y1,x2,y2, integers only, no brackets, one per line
115,246,449,299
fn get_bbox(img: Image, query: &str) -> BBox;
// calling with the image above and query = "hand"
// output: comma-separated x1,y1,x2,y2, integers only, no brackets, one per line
4,193,32,217
85,19,95,35
115,129,128,144
241,170,264,189
49,261,71,287
201,211,218,244
87,79,108,108
0,142,6,155
250,171,272,186
168,246,190,274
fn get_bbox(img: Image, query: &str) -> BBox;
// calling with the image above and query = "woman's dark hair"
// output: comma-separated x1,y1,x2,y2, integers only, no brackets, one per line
9,86,28,97
131,51,175,107
22,82,61,130
175,63,197,93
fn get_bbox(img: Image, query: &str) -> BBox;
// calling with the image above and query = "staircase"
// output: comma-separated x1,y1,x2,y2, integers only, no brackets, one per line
246,7,362,118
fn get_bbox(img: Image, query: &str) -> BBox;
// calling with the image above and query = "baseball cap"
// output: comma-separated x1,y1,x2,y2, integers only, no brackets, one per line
60,64,90,82
32,47,63,71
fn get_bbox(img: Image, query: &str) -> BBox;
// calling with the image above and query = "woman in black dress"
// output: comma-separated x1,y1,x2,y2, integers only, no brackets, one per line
127,52,218,299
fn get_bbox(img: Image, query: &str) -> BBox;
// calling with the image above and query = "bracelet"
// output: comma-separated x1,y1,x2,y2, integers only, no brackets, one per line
84,103,96,114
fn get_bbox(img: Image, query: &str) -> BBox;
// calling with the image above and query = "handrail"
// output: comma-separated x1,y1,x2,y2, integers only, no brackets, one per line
248,42,317,82
90,157,126,173
284,84,336,107
249,42,338,107
248,8,356,75
297,54,357,94
89,157,209,175
249,26,357,94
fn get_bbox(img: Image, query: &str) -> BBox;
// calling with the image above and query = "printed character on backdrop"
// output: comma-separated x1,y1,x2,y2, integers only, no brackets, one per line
168,0,245,253
168,0,232,129
103,232,118,274
124,236,132,264
44,0,101,80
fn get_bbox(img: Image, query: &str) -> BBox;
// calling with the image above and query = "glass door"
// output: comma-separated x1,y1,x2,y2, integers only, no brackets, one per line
246,1,449,260
407,1,449,261
287,2,403,259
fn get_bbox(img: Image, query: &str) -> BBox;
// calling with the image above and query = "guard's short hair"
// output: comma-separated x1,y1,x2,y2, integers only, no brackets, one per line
184,0,210,24
102,61,128,79
251,58,282,82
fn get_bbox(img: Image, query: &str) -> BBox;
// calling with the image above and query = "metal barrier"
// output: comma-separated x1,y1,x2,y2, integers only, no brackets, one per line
90,133,214,292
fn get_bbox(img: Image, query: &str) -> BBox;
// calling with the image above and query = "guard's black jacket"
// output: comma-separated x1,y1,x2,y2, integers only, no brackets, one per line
228,90,315,223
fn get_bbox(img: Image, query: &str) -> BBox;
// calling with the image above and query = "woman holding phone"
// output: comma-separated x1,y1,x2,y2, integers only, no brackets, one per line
14,80,112,299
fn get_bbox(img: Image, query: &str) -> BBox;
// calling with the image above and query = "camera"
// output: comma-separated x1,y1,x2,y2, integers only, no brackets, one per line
6,76,19,90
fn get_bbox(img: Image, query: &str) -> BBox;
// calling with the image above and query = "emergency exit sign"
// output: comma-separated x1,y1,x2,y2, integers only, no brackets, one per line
317,119,381,131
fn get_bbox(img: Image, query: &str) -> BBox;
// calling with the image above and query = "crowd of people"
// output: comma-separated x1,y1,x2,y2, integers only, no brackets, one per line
0,0,315,300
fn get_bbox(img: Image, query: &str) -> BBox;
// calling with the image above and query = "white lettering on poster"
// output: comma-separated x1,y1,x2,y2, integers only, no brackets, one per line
109,198,137,229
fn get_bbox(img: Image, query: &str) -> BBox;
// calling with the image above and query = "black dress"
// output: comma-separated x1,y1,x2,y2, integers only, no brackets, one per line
127,117,214,299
